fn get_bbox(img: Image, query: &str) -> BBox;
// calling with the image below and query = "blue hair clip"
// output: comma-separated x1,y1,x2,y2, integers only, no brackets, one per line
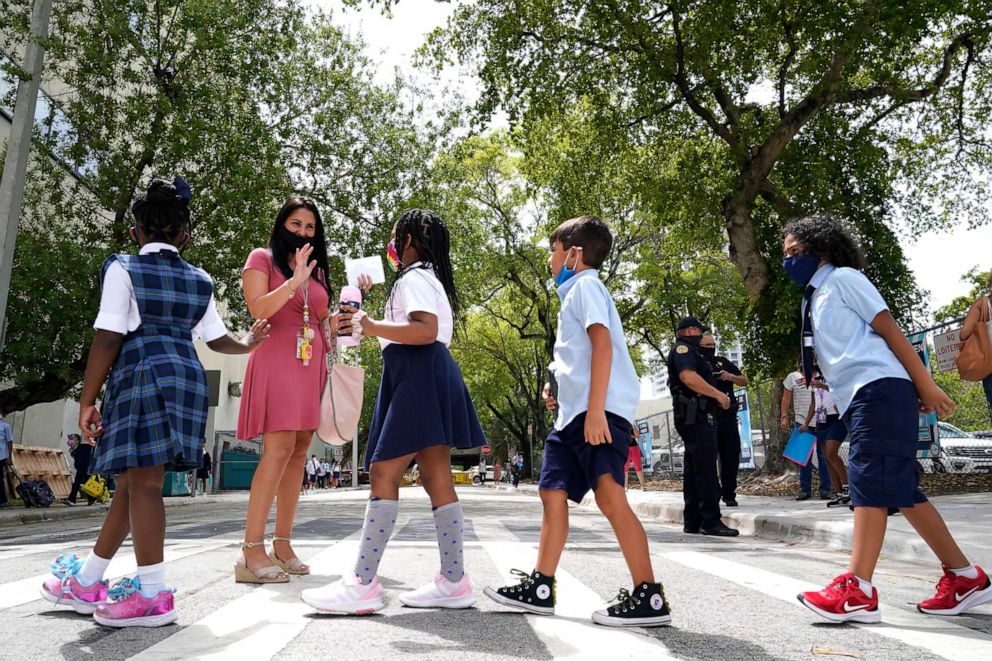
173,176,192,203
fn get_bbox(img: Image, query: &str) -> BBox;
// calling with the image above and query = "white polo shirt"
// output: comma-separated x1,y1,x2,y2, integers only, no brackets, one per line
380,263,453,349
549,269,640,430
93,243,227,342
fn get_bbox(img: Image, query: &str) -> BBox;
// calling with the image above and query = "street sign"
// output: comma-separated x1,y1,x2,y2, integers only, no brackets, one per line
932,327,961,373
481,444,491,456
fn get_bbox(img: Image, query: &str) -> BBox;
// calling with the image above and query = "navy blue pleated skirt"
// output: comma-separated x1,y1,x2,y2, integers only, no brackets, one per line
365,342,485,468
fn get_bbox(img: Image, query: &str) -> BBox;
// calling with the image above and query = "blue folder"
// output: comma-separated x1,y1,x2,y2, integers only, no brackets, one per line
783,427,817,467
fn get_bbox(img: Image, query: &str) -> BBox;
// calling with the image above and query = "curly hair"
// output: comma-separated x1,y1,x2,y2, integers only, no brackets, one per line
131,179,190,245
780,213,866,270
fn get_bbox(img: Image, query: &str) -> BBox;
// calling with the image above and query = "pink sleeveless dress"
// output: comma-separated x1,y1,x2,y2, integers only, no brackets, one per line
236,248,330,439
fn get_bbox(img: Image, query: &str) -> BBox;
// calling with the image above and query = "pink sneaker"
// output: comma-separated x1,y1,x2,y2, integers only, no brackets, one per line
39,554,108,614
93,577,177,628
300,572,384,614
399,572,475,609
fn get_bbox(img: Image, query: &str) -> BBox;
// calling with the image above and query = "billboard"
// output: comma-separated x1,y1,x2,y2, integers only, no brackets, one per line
736,389,756,469
907,332,940,458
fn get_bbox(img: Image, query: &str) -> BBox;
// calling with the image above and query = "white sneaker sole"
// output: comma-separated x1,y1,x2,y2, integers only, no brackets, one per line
483,586,554,615
917,582,992,615
39,586,100,615
300,592,384,615
797,595,881,623
93,609,178,628
399,592,476,609
591,610,672,627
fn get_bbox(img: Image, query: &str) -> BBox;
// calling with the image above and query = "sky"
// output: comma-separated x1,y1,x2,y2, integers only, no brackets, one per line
317,1,992,313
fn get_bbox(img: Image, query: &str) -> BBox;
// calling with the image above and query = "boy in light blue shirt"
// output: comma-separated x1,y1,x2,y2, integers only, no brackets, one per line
484,215,671,628
781,214,991,624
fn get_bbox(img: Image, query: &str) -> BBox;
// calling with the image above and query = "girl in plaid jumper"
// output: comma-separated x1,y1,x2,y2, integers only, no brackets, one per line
40,179,270,628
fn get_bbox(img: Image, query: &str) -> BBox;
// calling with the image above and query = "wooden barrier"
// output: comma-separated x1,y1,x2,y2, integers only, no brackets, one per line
10,445,73,499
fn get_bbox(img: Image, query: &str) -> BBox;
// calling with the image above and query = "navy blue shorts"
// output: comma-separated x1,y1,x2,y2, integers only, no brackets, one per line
824,417,847,443
843,378,927,509
539,411,629,504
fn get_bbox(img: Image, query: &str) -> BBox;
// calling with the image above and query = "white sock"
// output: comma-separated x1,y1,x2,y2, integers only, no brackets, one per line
137,562,167,597
855,576,874,597
77,551,111,586
950,564,979,579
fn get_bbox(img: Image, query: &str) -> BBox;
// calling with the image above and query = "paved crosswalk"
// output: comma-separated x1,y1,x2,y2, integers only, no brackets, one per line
1,489,990,660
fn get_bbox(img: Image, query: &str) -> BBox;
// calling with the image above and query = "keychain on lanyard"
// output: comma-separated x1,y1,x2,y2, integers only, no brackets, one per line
296,282,314,366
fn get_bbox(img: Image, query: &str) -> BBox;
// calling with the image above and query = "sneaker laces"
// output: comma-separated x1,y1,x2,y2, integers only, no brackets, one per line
50,554,82,582
107,576,141,601
933,570,956,598
508,568,534,590
608,587,640,611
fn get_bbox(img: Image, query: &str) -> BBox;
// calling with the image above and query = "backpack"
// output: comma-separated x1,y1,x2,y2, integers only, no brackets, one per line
16,479,55,508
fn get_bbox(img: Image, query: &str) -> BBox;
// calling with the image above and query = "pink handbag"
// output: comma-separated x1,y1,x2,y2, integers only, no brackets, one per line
317,323,365,446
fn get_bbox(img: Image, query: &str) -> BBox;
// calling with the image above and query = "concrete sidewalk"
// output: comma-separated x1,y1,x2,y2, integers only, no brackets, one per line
486,482,992,568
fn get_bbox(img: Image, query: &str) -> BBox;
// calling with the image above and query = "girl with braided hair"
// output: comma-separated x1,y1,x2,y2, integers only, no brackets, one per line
40,178,270,627
302,209,485,614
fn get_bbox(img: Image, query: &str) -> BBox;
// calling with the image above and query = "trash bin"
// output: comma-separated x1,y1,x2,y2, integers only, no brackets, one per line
221,450,260,490
162,471,192,496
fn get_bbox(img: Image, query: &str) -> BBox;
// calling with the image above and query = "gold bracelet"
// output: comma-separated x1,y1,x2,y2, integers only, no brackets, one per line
286,282,296,297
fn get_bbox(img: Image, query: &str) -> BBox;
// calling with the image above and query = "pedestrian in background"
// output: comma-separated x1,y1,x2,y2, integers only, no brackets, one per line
624,424,645,491
0,409,13,510
196,450,211,497
64,433,96,506
700,332,748,506
783,364,830,500
782,214,991,623
958,275,992,420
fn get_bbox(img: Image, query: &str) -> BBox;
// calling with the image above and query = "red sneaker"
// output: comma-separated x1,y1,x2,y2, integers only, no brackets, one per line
797,573,880,623
917,565,992,616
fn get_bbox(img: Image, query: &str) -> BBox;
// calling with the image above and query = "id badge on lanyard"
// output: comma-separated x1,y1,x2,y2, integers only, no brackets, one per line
296,283,314,366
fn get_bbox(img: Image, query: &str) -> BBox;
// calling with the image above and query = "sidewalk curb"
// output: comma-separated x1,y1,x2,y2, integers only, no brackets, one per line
482,482,937,563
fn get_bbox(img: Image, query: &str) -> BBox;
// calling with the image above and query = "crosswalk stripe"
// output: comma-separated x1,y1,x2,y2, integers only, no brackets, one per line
664,550,992,661
482,539,677,660
130,539,361,660
0,541,226,612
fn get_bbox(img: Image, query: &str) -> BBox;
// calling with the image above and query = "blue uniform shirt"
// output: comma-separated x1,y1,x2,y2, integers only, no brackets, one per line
807,264,910,414
0,418,12,461
550,270,640,430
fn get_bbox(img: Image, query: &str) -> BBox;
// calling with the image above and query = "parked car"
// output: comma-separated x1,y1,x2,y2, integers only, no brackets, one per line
471,465,496,483
932,422,992,474
651,445,685,474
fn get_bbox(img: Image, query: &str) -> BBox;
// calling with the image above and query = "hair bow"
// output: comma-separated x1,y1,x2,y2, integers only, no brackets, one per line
173,176,192,203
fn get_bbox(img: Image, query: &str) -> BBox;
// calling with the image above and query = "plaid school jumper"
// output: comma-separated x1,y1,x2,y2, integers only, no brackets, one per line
92,251,213,475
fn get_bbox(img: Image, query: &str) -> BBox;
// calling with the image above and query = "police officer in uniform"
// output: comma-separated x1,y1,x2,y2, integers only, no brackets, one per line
699,333,748,507
667,317,739,536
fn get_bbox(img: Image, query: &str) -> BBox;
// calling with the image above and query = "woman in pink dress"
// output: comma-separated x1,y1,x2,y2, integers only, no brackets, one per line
235,196,339,583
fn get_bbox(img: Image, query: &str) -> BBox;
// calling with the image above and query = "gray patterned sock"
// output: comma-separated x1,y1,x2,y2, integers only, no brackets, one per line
354,499,398,584
433,501,466,582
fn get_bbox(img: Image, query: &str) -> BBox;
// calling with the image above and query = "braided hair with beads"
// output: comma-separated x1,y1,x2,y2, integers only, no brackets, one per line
131,178,192,249
386,208,459,318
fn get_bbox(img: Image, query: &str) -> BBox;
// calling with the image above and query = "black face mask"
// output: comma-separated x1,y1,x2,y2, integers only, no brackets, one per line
276,225,313,253
681,335,702,347
700,346,716,361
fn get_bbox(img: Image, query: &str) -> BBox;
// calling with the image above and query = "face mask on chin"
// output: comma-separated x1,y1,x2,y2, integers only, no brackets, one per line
553,248,580,287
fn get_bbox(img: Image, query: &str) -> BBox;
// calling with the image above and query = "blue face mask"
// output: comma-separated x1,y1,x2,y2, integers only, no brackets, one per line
782,253,820,288
553,249,580,287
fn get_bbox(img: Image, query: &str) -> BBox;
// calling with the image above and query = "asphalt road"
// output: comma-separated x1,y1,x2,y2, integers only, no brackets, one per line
1,487,991,660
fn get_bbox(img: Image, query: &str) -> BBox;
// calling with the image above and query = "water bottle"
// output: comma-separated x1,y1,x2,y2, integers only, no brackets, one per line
338,285,362,347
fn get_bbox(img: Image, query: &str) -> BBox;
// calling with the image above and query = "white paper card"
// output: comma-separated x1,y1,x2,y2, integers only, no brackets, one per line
344,256,386,287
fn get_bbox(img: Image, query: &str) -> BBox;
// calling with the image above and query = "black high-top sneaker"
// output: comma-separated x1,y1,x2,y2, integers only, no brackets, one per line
483,569,556,615
591,582,672,627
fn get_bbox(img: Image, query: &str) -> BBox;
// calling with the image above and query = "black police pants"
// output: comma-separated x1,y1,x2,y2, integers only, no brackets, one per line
716,415,741,502
675,417,722,530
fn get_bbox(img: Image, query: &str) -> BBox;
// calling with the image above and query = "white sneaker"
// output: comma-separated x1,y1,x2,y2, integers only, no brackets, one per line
399,572,475,609
300,572,384,614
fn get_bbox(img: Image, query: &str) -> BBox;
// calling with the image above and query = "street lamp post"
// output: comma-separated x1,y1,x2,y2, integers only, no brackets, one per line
0,0,53,353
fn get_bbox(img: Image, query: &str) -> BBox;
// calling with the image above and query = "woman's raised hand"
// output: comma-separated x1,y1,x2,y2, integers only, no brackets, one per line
290,244,316,289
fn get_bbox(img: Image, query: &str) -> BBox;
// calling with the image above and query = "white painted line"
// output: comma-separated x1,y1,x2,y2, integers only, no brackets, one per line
483,540,677,660
130,539,361,661
665,550,992,661
0,541,226,611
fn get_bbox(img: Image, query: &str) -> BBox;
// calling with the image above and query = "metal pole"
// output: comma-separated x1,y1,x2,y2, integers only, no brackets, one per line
351,438,358,488
0,0,53,352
